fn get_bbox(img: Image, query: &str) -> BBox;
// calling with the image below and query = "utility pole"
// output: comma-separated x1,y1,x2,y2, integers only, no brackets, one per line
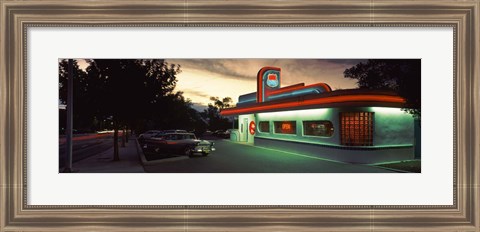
63,59,74,172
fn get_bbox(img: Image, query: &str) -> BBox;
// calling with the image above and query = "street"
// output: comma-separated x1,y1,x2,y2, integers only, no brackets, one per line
59,133,113,169
143,138,396,173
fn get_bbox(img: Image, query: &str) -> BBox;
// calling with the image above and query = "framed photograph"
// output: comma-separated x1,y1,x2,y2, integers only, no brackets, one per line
1,0,478,231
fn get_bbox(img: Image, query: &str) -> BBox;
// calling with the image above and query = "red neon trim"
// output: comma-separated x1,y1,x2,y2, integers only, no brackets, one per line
221,95,405,116
257,66,281,103
323,83,332,92
268,82,331,95
267,83,305,95
316,83,331,93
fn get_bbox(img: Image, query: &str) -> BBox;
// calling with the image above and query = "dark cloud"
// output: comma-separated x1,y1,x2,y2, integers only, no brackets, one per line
168,59,260,80
168,58,364,90
327,59,366,65
182,89,211,99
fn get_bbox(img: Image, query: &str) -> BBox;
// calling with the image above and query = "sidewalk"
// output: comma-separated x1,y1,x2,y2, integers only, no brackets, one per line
72,136,145,173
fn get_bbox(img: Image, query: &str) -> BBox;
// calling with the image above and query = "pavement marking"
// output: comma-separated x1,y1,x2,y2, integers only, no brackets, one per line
367,159,419,166
223,140,349,165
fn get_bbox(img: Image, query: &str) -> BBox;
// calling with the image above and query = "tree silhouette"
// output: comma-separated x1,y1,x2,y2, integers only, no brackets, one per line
59,59,181,161
88,59,181,160
344,59,421,118
58,60,94,133
143,91,207,135
201,97,233,131
209,96,233,110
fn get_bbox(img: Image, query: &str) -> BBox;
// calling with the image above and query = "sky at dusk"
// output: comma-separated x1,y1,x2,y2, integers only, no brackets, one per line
166,59,363,111
75,59,365,112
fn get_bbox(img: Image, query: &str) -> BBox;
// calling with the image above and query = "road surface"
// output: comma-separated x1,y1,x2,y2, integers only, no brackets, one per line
59,133,114,169
143,138,395,173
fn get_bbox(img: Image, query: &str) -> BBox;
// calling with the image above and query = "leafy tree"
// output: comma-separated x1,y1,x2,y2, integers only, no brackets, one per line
145,91,207,134
210,96,233,110
201,97,233,131
343,59,421,118
88,59,181,160
59,59,181,161
58,60,94,133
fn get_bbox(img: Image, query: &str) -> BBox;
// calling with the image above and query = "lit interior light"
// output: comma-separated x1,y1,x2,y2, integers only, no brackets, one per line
370,107,408,115
257,108,329,119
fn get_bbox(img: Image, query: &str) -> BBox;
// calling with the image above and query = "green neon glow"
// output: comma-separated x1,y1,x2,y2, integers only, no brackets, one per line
370,107,407,115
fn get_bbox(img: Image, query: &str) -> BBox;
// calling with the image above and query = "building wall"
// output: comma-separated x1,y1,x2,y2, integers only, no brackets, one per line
250,106,415,163
370,107,414,146
254,107,414,147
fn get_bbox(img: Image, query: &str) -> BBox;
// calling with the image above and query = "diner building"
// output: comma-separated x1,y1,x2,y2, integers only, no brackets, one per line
220,66,416,164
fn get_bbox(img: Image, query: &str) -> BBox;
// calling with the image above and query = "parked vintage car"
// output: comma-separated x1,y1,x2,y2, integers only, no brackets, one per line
212,129,232,138
138,130,162,143
143,132,215,156
162,129,188,134
223,129,233,138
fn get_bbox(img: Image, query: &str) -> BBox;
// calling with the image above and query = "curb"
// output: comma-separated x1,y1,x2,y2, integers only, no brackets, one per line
135,139,189,167
143,156,190,166
135,138,149,165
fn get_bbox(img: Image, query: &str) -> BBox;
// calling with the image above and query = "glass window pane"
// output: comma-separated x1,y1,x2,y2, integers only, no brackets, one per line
303,121,334,137
258,121,270,133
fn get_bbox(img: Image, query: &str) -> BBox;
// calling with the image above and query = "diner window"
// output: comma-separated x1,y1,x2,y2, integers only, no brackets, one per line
303,121,334,137
340,112,374,146
258,121,270,133
274,121,296,134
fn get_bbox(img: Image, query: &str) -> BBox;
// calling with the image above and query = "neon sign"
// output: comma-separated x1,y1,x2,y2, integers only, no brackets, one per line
249,121,256,135
266,73,279,88
282,123,291,130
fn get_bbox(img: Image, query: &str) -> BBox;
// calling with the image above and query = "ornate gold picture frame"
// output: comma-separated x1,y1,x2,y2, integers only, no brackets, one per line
1,0,478,231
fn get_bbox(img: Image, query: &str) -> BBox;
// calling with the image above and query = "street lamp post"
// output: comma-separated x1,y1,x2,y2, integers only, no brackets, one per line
63,59,74,172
